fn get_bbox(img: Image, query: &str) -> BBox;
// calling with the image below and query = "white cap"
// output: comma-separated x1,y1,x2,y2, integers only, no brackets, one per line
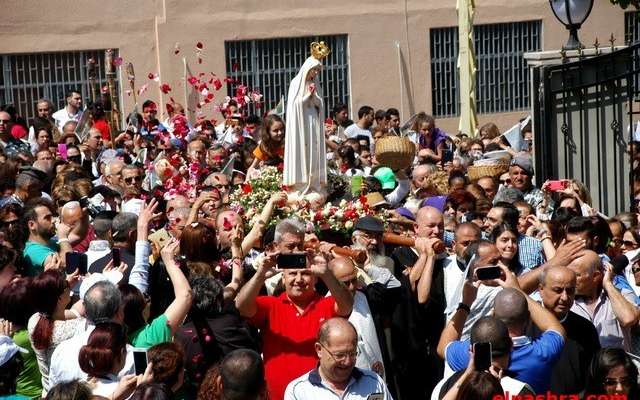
79,271,124,301
122,198,145,215
0,335,28,367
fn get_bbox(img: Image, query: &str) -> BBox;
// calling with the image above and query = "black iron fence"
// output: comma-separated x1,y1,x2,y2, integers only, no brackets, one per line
532,42,640,216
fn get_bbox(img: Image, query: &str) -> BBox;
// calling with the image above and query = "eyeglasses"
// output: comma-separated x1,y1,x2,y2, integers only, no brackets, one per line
623,240,638,248
341,277,358,287
124,176,143,184
0,119,10,124
319,342,358,362
632,266,640,274
499,179,511,185
603,377,632,387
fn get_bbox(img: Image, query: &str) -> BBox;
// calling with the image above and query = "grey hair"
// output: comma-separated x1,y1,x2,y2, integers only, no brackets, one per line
104,160,124,176
61,201,81,212
274,218,306,242
84,281,122,324
15,173,40,190
111,212,138,242
122,164,140,174
62,120,78,131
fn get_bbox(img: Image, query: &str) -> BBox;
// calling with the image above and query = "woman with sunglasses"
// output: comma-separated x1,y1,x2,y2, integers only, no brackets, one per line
622,228,640,253
585,348,638,398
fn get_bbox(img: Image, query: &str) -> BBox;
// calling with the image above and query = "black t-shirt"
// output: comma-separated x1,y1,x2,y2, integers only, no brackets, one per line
175,308,259,397
528,310,600,394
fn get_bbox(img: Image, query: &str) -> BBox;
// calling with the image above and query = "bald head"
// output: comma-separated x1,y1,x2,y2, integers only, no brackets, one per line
568,250,601,276
540,265,576,287
328,257,356,278
415,206,444,239
317,317,357,347
567,250,602,296
0,111,10,135
494,288,529,330
167,195,189,211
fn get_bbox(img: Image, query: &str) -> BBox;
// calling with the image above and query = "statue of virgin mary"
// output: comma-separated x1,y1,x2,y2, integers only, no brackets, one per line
282,42,330,204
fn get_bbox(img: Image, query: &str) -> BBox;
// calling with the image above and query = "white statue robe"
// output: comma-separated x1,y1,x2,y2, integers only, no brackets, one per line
282,56,327,196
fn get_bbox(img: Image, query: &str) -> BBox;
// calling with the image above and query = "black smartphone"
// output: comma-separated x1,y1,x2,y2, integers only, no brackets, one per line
473,342,492,371
441,148,454,165
111,248,121,268
65,252,88,275
132,348,148,375
475,266,502,281
276,253,307,269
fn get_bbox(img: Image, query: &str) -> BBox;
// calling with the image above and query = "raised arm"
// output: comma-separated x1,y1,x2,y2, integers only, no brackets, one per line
235,254,276,318
241,191,287,254
437,279,478,358
311,253,353,317
160,238,193,336
186,192,219,226
416,238,442,304
129,199,160,294
603,263,640,328
223,224,245,301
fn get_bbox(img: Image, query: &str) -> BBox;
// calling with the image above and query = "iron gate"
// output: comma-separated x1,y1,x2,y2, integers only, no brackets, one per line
532,42,640,216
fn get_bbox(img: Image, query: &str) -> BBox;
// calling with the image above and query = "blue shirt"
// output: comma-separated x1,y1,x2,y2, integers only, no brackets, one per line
445,330,564,394
517,234,545,270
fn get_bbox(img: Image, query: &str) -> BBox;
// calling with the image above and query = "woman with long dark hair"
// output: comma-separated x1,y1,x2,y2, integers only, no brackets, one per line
28,269,83,396
585,348,638,398
490,223,526,275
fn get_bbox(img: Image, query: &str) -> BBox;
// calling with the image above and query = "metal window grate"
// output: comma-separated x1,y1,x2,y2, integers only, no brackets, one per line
626,11,639,44
0,50,118,126
225,35,349,116
430,21,542,118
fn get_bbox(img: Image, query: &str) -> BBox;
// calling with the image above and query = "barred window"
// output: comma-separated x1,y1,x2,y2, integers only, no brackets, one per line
430,21,542,118
0,50,119,125
626,11,639,44
225,35,349,115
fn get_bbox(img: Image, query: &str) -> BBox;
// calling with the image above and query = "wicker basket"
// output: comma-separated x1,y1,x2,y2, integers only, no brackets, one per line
467,162,509,181
374,136,416,170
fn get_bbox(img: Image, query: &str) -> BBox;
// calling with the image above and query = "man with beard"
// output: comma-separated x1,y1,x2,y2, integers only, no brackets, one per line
22,199,72,276
351,216,400,288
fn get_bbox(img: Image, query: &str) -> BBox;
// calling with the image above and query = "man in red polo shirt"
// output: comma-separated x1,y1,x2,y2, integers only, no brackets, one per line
236,218,354,400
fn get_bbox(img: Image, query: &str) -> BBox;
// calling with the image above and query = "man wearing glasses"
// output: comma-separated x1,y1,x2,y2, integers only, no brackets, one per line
121,165,147,195
284,318,393,400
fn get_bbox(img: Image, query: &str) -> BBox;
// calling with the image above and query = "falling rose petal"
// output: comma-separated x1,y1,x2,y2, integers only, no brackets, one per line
213,78,222,91
170,97,175,103
166,103,175,114
196,42,204,49
160,83,172,94
174,42,180,55
125,89,132,96
201,88,209,97
148,73,155,80
138,83,149,96
199,72,205,77
113,57,123,67
207,93,214,100
187,76,198,86
198,57,202,64
232,62,240,71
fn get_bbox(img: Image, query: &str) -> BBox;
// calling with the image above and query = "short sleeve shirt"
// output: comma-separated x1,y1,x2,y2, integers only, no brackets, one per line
23,240,58,276
129,314,172,349
248,293,337,400
445,330,564,394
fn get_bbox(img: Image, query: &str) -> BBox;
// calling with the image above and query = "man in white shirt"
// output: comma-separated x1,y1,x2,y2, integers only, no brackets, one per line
49,280,134,386
285,318,393,400
52,89,83,131
329,257,385,376
344,106,374,151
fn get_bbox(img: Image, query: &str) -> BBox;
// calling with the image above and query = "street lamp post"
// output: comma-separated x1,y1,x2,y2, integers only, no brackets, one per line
549,0,594,50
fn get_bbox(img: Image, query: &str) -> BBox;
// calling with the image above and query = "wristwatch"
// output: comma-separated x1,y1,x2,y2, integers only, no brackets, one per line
457,302,471,313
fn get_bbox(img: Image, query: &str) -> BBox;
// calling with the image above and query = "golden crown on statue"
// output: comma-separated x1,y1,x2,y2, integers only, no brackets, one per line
310,41,331,60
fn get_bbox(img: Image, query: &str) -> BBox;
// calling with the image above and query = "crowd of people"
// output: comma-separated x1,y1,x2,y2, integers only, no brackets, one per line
0,87,639,400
